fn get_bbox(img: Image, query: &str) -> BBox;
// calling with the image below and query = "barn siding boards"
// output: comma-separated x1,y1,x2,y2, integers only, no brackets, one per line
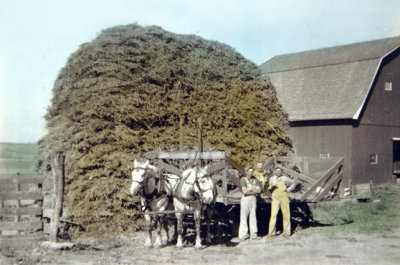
288,124,352,186
360,48,400,127
261,36,400,186
352,45,400,184
351,125,400,185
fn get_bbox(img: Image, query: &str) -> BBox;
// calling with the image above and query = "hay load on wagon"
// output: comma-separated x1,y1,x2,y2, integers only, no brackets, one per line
39,24,291,238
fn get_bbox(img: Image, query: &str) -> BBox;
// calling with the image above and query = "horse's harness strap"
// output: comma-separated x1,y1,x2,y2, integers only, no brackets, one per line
173,192,200,204
141,192,169,211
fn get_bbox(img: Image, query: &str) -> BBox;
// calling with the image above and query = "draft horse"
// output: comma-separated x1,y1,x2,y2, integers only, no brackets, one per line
130,159,179,247
173,166,216,249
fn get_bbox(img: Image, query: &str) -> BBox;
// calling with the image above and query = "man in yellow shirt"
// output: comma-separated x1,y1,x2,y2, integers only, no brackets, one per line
254,162,269,195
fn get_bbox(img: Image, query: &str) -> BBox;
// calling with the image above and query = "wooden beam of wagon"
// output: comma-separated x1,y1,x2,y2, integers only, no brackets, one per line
206,162,226,176
299,157,344,201
262,158,275,172
141,210,195,215
312,172,343,203
226,170,241,187
226,156,244,174
277,165,315,184
158,151,226,160
157,161,183,176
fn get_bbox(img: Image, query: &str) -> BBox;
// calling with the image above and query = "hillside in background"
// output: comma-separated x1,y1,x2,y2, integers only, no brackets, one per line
0,143,40,175
39,24,291,237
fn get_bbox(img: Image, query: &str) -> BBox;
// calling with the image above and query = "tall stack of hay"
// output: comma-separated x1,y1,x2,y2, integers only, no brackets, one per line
39,24,290,237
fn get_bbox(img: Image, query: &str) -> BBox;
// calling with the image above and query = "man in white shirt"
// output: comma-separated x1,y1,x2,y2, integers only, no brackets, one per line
238,166,262,241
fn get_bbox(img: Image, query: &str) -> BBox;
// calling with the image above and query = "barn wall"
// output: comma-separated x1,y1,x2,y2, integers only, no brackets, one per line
289,124,353,186
360,48,400,126
351,125,400,185
353,49,400,184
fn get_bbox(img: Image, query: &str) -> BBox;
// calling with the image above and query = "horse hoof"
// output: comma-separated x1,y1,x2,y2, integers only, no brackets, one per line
176,244,183,249
195,245,204,250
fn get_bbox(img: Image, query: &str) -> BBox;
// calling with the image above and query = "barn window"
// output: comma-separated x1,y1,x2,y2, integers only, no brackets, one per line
384,82,392,91
369,154,378,164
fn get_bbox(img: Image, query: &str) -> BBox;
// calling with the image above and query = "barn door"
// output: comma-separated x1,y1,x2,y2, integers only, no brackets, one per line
393,139,400,176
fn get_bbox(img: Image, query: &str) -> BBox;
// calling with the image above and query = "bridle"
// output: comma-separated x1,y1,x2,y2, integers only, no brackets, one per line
193,169,216,201
132,166,150,184
195,175,214,193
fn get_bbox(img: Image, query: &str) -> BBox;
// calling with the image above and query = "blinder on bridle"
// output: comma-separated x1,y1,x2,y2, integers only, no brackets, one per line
132,166,150,184
194,170,216,197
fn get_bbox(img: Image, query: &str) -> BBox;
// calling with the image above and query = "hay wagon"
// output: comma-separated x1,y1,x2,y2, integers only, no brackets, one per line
141,150,344,235
145,150,344,205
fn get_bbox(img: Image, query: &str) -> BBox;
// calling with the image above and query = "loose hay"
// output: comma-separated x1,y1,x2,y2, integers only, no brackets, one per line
39,24,291,238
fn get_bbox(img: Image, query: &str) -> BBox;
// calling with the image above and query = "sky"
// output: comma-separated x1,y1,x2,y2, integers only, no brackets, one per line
1,0,400,143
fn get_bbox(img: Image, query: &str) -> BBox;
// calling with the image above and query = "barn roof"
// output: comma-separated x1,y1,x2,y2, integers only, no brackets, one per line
260,36,400,121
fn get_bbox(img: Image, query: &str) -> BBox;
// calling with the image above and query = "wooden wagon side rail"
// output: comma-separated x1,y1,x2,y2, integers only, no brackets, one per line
299,157,344,202
141,210,199,215
275,165,316,184
158,151,226,160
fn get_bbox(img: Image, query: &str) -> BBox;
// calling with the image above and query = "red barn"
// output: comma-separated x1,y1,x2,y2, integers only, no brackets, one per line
260,36,400,188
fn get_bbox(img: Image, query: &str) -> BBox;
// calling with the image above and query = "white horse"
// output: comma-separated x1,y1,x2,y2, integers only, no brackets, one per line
173,166,216,249
130,159,179,247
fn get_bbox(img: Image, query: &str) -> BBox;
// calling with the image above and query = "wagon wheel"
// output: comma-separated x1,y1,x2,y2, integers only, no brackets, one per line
290,201,312,231
212,203,240,239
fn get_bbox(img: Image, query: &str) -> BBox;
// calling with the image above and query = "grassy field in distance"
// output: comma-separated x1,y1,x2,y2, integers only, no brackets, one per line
0,142,40,174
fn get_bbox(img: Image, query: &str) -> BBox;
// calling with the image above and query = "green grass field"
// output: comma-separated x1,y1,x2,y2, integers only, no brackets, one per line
311,184,400,235
0,142,41,174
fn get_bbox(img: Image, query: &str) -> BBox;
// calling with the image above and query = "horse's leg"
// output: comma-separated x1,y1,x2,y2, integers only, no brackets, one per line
172,216,178,242
205,206,213,244
176,212,184,248
161,199,170,244
194,209,202,249
161,215,169,244
154,215,163,247
144,214,152,247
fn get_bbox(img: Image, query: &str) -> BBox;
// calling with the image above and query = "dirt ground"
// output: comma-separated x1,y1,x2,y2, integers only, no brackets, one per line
1,224,400,265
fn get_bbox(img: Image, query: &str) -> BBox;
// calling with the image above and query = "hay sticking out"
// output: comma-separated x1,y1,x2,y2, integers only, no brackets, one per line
39,24,290,238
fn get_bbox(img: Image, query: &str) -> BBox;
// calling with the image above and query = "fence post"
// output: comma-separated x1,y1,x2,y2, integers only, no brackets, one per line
49,154,65,242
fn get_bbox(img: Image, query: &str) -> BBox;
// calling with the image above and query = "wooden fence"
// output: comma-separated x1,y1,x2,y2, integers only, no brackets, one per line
0,174,44,247
0,154,65,247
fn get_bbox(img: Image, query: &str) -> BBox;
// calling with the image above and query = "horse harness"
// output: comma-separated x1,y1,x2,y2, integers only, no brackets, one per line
133,166,169,212
173,169,215,205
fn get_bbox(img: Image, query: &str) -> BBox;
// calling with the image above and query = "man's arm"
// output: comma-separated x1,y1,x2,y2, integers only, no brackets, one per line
269,176,277,191
240,178,251,195
241,178,261,195
253,179,262,194
284,176,296,192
